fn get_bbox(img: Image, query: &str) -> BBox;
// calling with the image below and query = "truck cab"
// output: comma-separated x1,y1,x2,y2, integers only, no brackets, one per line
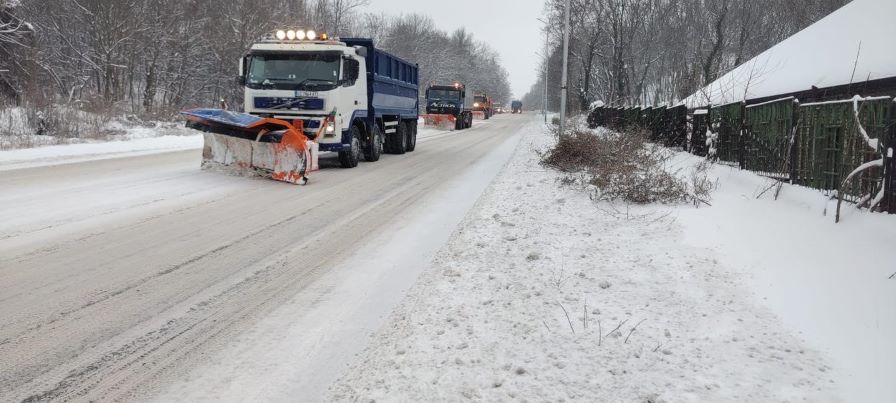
473,94,493,119
424,83,474,130
239,30,419,168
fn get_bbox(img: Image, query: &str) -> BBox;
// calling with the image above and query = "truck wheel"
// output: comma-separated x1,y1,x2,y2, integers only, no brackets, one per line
455,115,464,131
339,126,361,168
406,122,417,152
393,122,407,154
465,113,473,129
364,124,382,162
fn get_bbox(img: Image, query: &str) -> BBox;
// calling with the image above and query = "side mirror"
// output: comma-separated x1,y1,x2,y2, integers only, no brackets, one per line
345,59,360,82
236,75,246,86
354,46,368,58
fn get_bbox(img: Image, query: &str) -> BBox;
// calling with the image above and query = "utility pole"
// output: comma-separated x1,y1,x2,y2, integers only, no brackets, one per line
559,0,571,137
543,33,548,123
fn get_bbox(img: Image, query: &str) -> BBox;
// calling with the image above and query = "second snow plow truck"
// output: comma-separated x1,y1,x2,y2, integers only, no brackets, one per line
422,82,474,130
472,93,493,120
182,29,420,185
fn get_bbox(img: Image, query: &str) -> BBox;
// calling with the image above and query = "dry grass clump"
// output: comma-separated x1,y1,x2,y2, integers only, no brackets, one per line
541,125,713,205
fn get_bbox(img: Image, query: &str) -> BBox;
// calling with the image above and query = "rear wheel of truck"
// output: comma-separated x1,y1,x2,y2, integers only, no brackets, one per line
364,124,382,162
455,114,464,131
465,113,473,129
393,122,407,154
406,122,417,152
339,126,361,168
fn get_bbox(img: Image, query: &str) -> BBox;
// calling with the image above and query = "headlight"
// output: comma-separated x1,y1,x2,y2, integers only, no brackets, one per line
286,30,296,40
275,30,286,40
474,102,480,107
297,30,307,40
307,30,317,40
326,121,335,134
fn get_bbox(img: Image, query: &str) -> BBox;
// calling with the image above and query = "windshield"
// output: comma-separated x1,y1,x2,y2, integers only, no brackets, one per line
474,96,487,103
427,89,460,101
247,52,341,90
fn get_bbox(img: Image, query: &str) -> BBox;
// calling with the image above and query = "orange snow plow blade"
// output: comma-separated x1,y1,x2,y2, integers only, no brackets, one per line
422,114,456,130
472,111,486,120
181,109,318,185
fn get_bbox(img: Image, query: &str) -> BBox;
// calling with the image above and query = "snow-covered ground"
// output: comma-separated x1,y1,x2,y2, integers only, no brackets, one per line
0,120,456,171
673,154,896,402
330,121,895,402
0,134,203,171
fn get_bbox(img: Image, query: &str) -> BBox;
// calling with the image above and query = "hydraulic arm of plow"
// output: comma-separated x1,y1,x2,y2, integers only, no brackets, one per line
181,109,331,185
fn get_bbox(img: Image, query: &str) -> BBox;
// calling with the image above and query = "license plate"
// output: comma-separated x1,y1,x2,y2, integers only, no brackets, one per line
295,90,318,98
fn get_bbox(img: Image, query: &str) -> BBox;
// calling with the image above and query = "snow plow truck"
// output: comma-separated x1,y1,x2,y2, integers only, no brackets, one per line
182,30,419,185
421,82,474,130
472,93,493,120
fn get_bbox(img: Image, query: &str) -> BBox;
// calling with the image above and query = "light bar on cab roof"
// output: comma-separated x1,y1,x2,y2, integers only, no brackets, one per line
272,29,330,42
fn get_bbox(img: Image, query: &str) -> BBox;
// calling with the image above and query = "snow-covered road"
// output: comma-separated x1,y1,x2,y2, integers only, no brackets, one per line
0,116,525,401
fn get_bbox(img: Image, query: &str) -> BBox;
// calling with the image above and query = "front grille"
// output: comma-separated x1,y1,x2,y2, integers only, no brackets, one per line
254,97,324,110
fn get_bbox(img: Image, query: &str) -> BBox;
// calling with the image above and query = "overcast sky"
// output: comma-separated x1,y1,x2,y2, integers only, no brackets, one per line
366,0,546,99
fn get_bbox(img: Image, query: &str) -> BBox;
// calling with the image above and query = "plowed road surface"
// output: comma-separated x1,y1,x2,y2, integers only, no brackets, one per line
0,115,529,401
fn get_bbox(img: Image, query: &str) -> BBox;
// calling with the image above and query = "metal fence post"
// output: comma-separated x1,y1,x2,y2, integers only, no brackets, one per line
884,101,896,213
790,100,800,184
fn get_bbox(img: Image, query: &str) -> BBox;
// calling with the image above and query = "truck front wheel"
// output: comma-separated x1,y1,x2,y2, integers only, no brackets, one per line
364,124,382,162
339,126,361,168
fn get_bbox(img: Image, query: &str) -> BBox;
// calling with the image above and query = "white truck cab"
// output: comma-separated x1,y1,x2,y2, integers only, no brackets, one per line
239,33,366,150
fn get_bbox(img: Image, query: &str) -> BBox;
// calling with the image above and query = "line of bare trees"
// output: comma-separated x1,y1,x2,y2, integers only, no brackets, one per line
0,0,510,121
356,14,512,106
523,0,849,113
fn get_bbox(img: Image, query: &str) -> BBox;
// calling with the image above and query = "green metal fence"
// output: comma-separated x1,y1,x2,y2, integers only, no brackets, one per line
795,96,892,201
586,95,895,213
743,97,797,178
690,109,709,156
709,102,745,165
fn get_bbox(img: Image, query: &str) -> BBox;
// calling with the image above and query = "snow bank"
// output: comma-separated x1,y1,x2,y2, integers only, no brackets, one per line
684,0,896,107
0,133,202,171
330,122,843,402
673,153,896,402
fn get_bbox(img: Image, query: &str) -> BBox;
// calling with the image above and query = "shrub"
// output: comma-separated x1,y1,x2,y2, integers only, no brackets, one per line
541,125,713,205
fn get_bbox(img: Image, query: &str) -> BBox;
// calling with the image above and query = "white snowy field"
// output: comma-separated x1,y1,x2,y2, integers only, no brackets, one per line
330,121,895,402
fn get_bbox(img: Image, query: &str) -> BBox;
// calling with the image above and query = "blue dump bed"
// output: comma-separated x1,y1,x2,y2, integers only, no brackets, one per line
342,38,419,121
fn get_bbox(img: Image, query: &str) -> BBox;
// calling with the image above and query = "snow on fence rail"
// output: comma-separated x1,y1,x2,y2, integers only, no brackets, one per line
587,96,896,214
